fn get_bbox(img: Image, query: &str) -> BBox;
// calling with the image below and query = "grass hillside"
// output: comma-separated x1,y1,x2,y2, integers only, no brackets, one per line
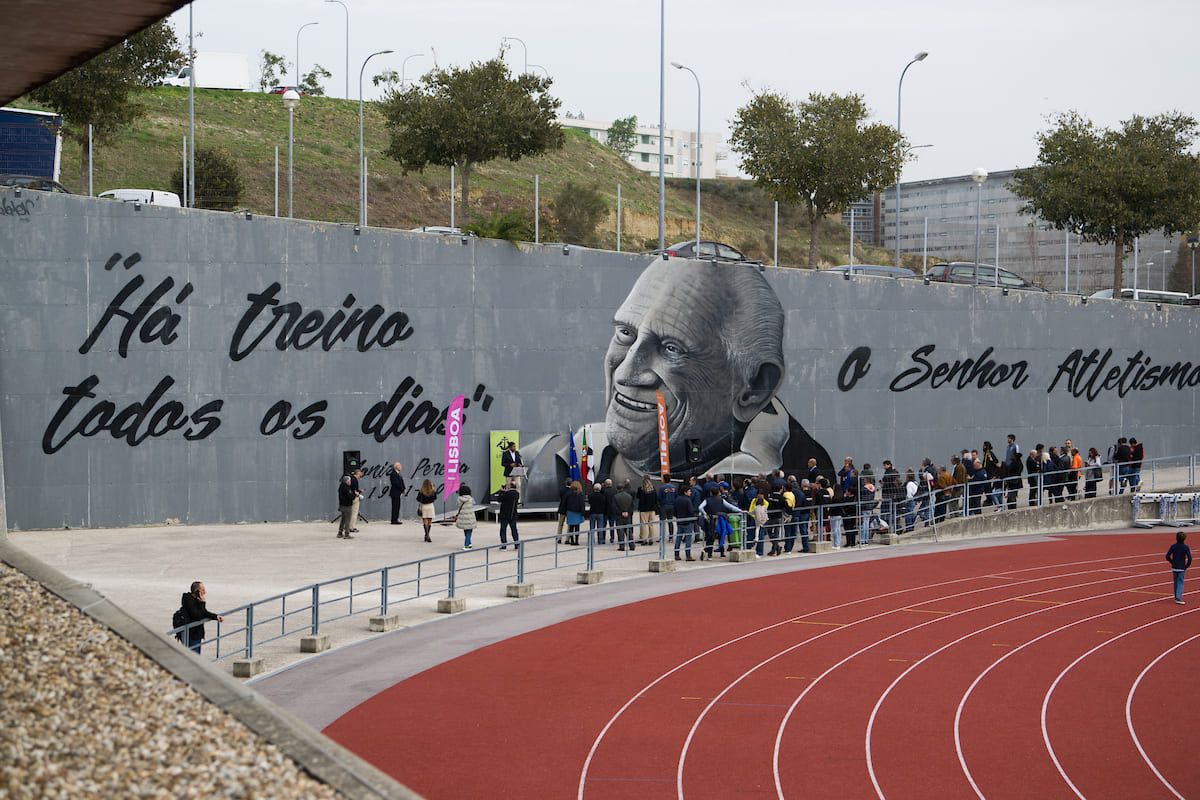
34,87,907,268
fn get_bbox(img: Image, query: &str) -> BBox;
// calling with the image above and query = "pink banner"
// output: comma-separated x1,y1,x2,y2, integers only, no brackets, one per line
443,394,465,494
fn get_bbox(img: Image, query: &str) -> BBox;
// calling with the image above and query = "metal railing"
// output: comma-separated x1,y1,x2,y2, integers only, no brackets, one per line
169,452,1198,662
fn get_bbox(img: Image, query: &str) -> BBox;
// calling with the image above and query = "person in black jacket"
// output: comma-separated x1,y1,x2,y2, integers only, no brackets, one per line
674,490,696,561
181,581,223,655
389,462,406,525
587,483,608,544
337,475,356,539
490,481,521,548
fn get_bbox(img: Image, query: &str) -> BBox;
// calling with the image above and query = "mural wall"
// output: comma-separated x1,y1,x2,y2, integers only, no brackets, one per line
2,191,1198,530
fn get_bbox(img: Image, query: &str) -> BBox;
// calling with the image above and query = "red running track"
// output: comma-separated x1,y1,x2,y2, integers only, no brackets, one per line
322,534,1200,799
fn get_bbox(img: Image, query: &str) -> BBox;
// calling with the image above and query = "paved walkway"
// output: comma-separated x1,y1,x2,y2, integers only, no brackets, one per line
8,474,1188,679
7,514,806,676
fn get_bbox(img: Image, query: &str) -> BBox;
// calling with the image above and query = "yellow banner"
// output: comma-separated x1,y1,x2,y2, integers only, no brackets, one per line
490,431,519,494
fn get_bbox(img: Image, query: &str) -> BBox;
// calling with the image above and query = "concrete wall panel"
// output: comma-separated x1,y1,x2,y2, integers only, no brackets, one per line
2,191,1198,530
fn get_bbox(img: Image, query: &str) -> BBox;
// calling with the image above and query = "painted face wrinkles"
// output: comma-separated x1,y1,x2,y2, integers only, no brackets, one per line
604,263,741,467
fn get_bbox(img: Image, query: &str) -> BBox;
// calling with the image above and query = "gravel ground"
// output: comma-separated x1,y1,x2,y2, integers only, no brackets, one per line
0,561,344,800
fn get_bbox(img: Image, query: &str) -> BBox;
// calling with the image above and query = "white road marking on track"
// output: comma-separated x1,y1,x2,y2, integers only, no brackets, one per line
775,566,1162,800
575,551,1157,800
1125,625,1200,800
952,592,1189,798
1040,605,1200,799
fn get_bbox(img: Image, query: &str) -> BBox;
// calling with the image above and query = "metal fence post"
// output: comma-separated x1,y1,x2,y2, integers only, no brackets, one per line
516,541,525,584
586,527,595,572
659,519,667,559
447,552,457,599
381,567,389,615
244,604,254,660
311,585,320,636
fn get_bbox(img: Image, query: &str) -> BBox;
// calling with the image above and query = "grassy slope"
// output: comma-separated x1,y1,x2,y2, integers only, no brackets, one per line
37,87,906,268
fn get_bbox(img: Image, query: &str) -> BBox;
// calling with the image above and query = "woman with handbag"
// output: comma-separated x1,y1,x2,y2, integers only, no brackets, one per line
416,479,438,542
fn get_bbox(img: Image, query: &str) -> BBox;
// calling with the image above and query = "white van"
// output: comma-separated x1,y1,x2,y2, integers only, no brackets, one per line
1088,288,1191,305
99,189,182,207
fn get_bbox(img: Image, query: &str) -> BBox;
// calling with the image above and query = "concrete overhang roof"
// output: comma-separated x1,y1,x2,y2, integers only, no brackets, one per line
0,0,189,106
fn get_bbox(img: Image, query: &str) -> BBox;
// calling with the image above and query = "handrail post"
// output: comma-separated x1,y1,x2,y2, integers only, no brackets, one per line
659,518,667,559
516,541,525,584
447,552,457,598
311,585,320,636
244,604,253,660
586,526,595,572
381,567,389,615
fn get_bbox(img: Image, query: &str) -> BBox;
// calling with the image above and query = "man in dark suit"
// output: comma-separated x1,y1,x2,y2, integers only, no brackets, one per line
501,441,524,500
389,462,406,524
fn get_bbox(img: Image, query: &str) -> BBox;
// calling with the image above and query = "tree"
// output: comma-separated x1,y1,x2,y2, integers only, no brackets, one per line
372,69,399,92
729,91,905,267
1010,112,1200,294
553,182,609,246
28,20,183,190
606,115,638,161
380,57,564,207
300,64,331,97
259,50,288,92
465,209,533,242
170,146,243,210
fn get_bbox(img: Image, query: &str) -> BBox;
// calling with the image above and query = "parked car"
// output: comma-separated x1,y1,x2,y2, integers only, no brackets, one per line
268,85,304,95
829,264,917,279
0,174,70,193
923,262,1045,291
1089,288,1192,305
99,188,182,207
643,240,761,263
408,226,477,237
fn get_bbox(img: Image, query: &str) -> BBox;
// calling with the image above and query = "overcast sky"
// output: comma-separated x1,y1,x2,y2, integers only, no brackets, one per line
168,0,1197,183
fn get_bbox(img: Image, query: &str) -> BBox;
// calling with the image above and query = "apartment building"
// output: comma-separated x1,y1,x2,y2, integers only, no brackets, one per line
867,171,1178,293
558,116,729,180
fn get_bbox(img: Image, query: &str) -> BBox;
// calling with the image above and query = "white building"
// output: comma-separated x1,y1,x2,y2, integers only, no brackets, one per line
558,117,729,180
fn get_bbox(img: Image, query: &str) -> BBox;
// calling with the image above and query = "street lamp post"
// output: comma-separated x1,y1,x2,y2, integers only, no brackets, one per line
1163,249,1172,291
295,22,319,87
671,61,701,251
894,51,928,269
360,49,394,227
1188,239,1197,295
325,0,349,99
971,167,987,285
657,0,665,250
400,53,423,89
501,36,527,73
282,90,300,218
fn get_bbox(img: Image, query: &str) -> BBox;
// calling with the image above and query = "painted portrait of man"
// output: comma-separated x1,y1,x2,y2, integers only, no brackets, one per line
522,257,833,501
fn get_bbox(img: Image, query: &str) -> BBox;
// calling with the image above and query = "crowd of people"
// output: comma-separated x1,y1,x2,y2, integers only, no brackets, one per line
534,434,1149,553
335,435,1148,553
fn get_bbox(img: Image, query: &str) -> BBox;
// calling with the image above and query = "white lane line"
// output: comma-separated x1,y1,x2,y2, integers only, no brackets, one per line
761,565,1159,800
1125,626,1200,800
575,551,1156,800
870,580,1169,800
1040,606,1200,799
954,593,1190,799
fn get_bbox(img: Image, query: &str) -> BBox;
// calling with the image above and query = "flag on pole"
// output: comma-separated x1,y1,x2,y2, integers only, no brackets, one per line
656,390,670,479
568,427,581,482
580,426,591,484
443,394,465,494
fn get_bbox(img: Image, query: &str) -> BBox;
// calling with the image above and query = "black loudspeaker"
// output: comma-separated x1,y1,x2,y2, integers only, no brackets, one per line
342,450,362,476
685,439,702,464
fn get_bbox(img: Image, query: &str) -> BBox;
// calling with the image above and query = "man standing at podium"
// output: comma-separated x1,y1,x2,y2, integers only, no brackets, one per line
502,441,525,500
